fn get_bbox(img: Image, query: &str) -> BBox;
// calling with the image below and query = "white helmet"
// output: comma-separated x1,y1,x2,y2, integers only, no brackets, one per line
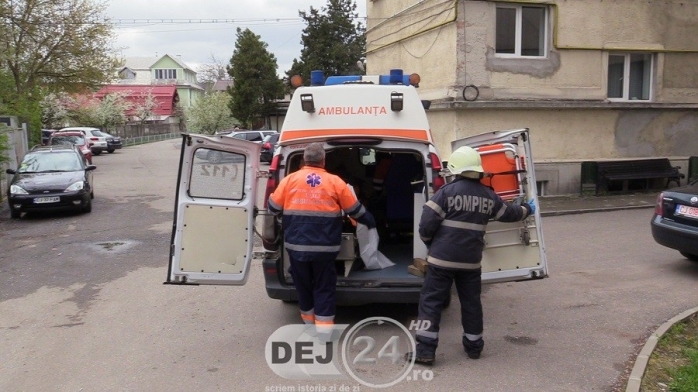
447,146,484,175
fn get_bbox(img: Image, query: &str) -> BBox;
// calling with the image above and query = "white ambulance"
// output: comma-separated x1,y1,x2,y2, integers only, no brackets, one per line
166,69,548,305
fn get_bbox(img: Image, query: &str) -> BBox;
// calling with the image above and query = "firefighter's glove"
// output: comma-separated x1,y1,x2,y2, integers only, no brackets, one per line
525,198,536,216
361,211,377,229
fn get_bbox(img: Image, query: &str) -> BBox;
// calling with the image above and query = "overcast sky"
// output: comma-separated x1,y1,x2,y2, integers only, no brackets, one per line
106,0,367,77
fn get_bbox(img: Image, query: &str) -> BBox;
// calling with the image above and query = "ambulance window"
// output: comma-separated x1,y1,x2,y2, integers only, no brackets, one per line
189,148,246,200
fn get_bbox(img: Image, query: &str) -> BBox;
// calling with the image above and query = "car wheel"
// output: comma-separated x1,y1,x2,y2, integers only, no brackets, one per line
93,150,102,156
107,149,115,153
83,199,92,213
91,190,94,199
208,151,222,163
680,252,698,262
10,208,21,219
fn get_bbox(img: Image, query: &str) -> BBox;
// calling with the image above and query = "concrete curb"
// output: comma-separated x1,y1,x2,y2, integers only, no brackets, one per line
625,307,698,392
540,204,654,217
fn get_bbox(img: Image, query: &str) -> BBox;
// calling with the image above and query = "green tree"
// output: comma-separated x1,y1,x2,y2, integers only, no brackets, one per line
185,92,238,135
227,28,283,129
0,126,10,166
40,92,71,129
286,0,365,83
131,90,157,125
0,0,119,143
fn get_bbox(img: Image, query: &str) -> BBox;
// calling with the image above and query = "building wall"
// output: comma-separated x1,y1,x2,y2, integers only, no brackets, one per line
366,0,698,195
428,107,697,194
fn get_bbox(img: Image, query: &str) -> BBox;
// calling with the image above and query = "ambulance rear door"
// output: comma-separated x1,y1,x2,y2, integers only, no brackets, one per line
451,128,548,283
166,133,261,285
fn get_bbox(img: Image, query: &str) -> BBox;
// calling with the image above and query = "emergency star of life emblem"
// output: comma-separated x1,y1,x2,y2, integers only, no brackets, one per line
307,173,322,187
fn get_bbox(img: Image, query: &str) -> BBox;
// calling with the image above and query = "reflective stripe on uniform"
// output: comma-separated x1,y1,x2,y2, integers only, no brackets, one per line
268,198,282,213
283,209,342,218
427,255,481,270
441,219,486,232
416,330,438,339
494,204,507,220
301,309,315,324
315,316,335,332
315,315,334,324
464,333,482,341
425,200,446,219
285,243,342,253
345,201,365,218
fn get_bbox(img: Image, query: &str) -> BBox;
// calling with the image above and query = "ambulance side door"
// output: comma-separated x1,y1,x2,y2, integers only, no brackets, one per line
451,128,548,283
166,134,261,285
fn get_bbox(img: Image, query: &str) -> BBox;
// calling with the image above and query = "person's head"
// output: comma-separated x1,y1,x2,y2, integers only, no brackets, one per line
303,142,325,167
447,146,484,178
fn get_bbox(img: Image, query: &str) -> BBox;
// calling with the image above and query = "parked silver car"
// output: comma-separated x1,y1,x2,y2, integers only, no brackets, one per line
58,127,109,155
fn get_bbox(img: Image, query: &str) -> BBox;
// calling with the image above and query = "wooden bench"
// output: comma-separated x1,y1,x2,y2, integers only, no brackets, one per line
596,158,684,195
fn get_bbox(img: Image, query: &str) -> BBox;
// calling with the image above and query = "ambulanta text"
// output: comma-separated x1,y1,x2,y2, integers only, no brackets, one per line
317,106,388,116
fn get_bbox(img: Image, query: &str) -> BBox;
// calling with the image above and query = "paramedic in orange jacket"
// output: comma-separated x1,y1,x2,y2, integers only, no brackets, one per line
268,143,376,329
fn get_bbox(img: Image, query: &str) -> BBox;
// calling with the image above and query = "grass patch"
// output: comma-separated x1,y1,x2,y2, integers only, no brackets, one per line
641,312,698,391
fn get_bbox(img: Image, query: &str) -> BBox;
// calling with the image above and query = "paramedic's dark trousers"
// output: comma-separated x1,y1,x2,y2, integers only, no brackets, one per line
416,265,483,357
289,257,337,325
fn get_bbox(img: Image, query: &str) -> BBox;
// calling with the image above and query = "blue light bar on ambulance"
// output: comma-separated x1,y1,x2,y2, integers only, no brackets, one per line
324,68,417,86
310,70,325,86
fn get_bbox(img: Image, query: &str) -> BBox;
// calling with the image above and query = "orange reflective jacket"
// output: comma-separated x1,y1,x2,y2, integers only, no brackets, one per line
268,166,371,261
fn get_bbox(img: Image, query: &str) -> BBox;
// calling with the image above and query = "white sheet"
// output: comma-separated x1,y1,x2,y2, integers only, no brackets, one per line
356,223,395,270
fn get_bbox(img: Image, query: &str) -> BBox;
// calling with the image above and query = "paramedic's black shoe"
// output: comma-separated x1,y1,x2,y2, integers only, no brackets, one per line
405,351,434,366
463,337,484,359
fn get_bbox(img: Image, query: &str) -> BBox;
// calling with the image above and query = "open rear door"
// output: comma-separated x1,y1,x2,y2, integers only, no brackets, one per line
166,134,261,285
451,129,548,283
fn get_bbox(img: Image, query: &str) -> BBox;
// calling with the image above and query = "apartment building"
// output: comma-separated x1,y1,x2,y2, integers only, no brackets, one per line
366,0,698,195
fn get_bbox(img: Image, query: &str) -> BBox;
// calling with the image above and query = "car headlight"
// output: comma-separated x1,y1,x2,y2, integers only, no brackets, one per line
10,184,28,195
64,181,85,192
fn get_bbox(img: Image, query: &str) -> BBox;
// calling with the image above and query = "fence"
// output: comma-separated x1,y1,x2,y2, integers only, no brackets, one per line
122,132,181,146
109,122,183,139
0,127,29,202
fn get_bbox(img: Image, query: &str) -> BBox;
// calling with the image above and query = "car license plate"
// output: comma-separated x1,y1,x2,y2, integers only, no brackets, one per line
34,196,60,204
676,204,698,219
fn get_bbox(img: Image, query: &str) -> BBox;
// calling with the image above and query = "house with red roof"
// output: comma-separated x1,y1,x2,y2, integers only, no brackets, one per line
99,54,205,123
94,85,180,122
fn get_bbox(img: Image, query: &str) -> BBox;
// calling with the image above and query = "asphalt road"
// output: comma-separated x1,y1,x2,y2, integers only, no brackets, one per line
1,139,697,391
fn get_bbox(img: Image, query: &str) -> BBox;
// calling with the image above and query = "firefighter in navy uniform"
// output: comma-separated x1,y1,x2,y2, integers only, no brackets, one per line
406,146,536,365
268,143,376,333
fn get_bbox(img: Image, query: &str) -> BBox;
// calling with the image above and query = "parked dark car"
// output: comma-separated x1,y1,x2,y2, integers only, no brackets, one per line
5,145,95,219
651,179,698,261
102,131,123,153
260,133,280,163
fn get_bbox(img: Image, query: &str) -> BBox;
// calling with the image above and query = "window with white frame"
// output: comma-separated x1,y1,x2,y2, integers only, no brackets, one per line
155,69,177,80
607,53,653,101
496,4,547,57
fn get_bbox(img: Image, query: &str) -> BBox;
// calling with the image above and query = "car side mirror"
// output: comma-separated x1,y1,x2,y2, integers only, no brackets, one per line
86,165,97,171
6,169,16,174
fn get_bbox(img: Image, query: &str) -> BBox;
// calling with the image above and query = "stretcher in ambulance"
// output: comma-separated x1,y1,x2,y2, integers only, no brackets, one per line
165,70,548,305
